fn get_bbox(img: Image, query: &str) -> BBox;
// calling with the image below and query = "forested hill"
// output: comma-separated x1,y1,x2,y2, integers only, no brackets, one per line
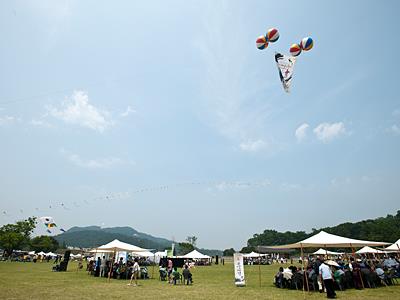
247,210,400,247
54,226,172,250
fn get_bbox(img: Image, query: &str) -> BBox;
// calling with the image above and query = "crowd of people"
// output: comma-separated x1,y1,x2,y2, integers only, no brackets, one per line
87,255,151,281
274,255,400,298
158,258,193,285
87,256,194,286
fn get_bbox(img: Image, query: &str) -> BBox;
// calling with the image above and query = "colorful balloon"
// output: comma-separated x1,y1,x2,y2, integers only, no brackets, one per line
300,37,313,51
290,43,302,56
256,35,268,50
266,28,279,42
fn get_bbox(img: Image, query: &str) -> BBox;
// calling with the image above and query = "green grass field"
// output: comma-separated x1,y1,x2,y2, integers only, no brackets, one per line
1,261,399,299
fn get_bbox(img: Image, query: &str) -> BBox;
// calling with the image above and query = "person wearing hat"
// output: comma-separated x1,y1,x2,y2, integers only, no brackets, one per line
319,259,336,299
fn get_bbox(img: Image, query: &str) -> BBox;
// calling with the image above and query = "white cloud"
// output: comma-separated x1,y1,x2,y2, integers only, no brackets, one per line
48,91,113,132
295,123,309,142
31,119,53,128
391,124,400,135
60,149,133,169
392,109,400,117
313,122,347,143
0,115,16,126
120,106,136,118
239,139,267,152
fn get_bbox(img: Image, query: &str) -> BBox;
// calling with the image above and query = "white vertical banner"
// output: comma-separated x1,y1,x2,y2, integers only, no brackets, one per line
233,253,246,287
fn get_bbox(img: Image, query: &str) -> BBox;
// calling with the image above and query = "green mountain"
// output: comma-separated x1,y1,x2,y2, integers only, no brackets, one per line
54,226,172,250
246,210,400,248
54,226,223,256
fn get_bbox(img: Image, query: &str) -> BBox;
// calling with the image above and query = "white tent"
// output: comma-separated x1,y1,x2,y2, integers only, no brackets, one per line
46,252,57,257
243,251,266,258
312,248,343,255
266,231,390,249
95,239,148,252
132,250,154,257
154,251,167,264
356,246,386,254
37,251,46,256
182,249,211,259
385,239,400,252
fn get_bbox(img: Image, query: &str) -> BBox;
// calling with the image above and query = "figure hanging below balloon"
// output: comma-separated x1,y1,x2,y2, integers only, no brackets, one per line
275,52,297,93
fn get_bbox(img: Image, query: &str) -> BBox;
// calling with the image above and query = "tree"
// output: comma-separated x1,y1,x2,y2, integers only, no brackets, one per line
240,246,255,253
30,236,59,252
0,217,36,256
223,248,235,256
178,242,194,255
186,236,197,247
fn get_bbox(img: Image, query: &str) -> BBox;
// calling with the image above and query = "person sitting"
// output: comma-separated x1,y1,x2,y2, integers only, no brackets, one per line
274,267,284,288
159,265,167,281
172,267,181,285
182,264,193,285
333,266,345,290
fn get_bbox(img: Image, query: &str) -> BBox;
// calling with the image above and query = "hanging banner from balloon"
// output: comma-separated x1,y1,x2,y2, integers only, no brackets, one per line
275,52,297,93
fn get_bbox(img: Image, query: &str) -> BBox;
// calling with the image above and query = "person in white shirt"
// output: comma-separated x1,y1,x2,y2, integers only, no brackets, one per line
319,260,336,299
128,258,140,286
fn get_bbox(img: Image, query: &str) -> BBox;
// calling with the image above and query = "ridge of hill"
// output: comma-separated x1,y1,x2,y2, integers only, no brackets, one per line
54,226,172,250
54,226,223,256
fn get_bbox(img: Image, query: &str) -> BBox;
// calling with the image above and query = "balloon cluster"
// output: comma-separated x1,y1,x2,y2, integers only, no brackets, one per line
290,37,313,57
256,28,279,50
256,28,314,57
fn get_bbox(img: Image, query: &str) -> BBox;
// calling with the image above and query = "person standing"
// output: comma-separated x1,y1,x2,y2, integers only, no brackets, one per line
95,257,101,277
100,256,106,277
319,260,336,299
167,259,173,283
128,258,140,286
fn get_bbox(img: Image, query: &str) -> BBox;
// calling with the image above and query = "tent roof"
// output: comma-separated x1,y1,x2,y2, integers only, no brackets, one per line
265,231,390,249
312,248,343,255
182,249,211,259
385,239,400,251
95,239,148,252
132,250,154,257
243,251,266,258
356,246,386,254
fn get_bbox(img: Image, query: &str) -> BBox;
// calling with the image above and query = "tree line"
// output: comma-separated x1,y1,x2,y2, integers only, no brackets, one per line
223,210,400,255
247,210,400,248
0,217,59,256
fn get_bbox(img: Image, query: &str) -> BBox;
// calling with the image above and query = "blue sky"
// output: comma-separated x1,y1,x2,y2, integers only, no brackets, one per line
1,0,399,250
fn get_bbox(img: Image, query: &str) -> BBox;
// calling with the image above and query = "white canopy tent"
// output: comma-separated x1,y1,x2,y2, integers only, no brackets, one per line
243,251,267,258
264,231,389,293
91,239,150,263
356,246,386,254
132,250,154,257
385,239,400,252
312,248,343,255
266,231,390,249
182,249,211,259
154,251,167,264
45,252,57,257
95,239,148,252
